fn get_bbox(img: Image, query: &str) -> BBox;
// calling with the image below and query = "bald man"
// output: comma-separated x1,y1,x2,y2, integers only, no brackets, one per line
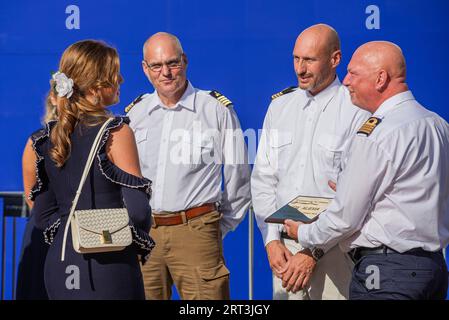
251,24,370,300
126,32,251,299
284,41,449,299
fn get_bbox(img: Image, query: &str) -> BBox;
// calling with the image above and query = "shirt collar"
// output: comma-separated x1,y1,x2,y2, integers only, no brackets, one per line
147,80,196,113
301,76,341,111
373,90,415,119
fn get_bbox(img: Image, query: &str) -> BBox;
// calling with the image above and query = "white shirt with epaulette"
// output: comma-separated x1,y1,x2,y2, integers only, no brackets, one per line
251,77,371,245
126,81,251,238
298,90,449,253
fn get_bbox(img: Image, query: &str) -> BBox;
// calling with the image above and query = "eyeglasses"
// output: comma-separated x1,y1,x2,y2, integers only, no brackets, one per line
143,56,183,73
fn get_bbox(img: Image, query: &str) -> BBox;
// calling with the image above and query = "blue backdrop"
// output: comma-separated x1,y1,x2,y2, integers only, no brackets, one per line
1,0,449,300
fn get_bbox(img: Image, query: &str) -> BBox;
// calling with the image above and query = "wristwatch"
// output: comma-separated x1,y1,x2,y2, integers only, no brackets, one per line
311,247,324,261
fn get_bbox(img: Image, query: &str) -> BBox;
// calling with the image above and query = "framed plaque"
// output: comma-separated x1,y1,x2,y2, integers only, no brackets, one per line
264,195,332,224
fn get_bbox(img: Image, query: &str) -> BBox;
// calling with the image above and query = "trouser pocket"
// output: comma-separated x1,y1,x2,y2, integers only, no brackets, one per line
196,263,230,300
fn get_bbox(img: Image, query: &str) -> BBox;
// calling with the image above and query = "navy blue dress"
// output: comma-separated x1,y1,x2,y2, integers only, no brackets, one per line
30,116,155,300
16,128,50,300
16,213,49,300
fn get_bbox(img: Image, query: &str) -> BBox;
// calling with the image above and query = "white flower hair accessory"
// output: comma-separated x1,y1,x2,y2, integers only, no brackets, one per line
52,71,74,98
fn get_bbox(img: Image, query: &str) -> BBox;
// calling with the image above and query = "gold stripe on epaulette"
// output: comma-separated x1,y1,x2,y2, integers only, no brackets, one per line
357,117,382,136
218,97,231,104
271,86,297,100
209,90,233,107
124,94,145,113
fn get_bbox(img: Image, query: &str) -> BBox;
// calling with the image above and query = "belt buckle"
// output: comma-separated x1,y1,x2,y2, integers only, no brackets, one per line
180,211,187,225
151,214,158,228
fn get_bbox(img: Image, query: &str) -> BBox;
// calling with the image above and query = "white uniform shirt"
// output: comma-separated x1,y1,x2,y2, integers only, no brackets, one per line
298,91,449,253
251,77,370,245
127,81,251,237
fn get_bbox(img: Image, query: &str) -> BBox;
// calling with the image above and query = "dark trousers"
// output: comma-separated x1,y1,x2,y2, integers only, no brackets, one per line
349,249,448,300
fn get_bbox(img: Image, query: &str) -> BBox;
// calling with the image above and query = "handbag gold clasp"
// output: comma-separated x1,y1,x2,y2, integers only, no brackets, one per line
101,230,112,244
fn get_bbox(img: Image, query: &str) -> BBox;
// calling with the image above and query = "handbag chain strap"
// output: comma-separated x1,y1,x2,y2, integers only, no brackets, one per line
61,118,114,261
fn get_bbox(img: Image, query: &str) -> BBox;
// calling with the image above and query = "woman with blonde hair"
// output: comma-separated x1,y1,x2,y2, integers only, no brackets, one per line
30,39,154,299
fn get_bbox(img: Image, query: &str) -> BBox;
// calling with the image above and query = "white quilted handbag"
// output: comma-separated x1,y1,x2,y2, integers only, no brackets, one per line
61,118,132,261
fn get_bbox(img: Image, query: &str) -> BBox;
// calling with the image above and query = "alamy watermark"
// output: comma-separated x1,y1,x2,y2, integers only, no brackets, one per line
62,5,381,32
135,121,294,170
65,265,80,290
366,5,380,30
66,5,80,30
365,264,380,290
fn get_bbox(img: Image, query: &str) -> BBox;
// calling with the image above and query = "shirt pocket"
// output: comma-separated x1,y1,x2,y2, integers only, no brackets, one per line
134,128,148,160
186,135,215,170
134,128,148,143
268,132,293,171
316,133,345,179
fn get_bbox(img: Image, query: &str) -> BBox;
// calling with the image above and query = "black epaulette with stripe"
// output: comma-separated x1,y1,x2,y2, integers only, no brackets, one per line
209,90,233,107
357,117,382,137
271,86,297,100
124,94,145,113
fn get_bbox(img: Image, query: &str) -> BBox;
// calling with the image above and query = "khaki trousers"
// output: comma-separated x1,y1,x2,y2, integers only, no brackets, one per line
273,237,354,300
141,210,230,300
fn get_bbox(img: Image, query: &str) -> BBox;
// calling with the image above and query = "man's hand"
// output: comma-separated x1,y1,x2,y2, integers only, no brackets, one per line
279,249,317,293
265,240,293,278
283,219,303,240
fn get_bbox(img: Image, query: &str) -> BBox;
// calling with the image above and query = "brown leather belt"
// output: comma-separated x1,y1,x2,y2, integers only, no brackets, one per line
152,203,217,227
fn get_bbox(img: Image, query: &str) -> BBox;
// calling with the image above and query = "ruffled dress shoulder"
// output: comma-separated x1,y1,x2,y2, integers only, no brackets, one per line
29,116,155,264
96,116,152,196
28,121,57,201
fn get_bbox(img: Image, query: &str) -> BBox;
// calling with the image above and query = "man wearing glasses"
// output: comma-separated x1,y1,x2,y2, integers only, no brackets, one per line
126,32,251,300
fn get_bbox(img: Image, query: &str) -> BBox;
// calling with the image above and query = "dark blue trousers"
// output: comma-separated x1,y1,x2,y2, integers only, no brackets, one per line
349,249,448,300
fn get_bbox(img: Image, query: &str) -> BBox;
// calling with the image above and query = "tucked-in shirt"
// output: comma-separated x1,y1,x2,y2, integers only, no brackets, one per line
298,91,449,253
251,77,370,245
127,81,251,237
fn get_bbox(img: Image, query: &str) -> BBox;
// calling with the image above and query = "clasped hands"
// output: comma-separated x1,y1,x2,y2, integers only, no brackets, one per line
266,240,316,294
265,180,336,293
